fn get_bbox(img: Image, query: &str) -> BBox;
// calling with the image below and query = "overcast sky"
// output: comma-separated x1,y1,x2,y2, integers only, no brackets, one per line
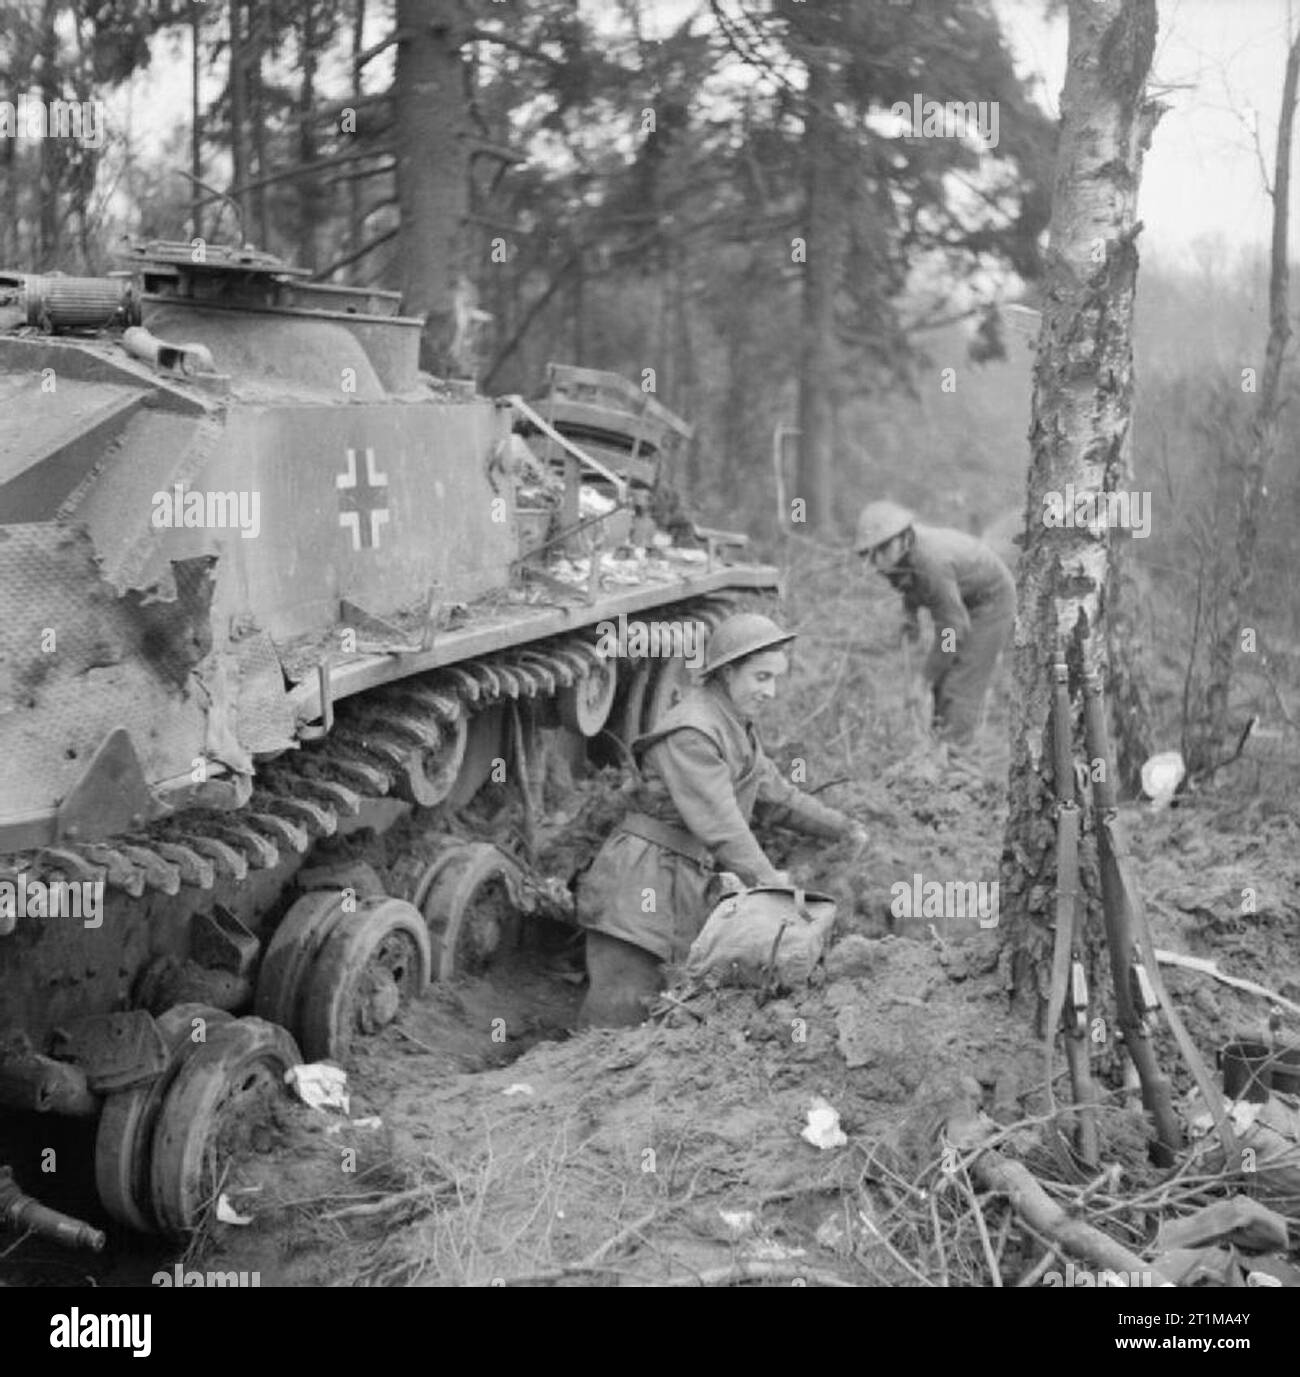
998,0,1297,269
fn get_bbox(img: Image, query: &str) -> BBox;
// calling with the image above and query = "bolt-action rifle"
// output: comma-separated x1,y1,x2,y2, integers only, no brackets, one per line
1044,646,1099,1167
1082,665,1235,1163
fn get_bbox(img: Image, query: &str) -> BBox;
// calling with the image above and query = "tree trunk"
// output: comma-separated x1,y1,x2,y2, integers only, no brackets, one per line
1185,30,1299,780
248,7,269,248
394,0,471,375
349,0,367,267
1003,0,1160,1018
297,1,320,271
795,59,843,535
37,0,60,268
191,2,204,241
1106,547,1155,796
228,0,251,238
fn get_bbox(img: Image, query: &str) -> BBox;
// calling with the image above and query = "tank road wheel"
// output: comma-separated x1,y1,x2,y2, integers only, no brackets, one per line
297,897,431,1060
446,703,506,809
557,651,617,737
616,661,653,748
253,891,351,1031
94,1004,234,1232
393,714,469,807
149,1017,301,1237
642,654,696,734
416,843,524,980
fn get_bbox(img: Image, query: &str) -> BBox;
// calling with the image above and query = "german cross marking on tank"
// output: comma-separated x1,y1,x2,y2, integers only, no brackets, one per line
336,447,390,549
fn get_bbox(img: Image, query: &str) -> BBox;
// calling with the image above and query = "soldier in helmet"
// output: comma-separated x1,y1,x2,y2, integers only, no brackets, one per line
854,500,1016,756
576,612,867,1028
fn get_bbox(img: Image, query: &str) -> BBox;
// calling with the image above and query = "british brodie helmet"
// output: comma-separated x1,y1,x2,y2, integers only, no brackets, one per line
854,500,915,555
703,612,796,675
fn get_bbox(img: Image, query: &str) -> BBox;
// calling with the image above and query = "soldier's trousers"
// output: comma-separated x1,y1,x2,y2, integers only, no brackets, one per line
931,597,1014,747
577,930,665,1028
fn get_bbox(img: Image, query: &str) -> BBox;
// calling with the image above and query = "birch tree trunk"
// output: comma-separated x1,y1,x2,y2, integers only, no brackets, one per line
1003,0,1161,1014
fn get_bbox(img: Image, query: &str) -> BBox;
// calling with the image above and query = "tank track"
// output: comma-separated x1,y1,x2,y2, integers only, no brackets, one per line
2,596,737,896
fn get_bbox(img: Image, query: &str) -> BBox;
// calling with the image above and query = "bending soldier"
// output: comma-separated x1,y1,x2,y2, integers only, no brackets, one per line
576,613,866,1028
854,500,1016,755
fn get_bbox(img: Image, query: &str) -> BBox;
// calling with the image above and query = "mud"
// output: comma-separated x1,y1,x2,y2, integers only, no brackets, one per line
9,548,1300,1288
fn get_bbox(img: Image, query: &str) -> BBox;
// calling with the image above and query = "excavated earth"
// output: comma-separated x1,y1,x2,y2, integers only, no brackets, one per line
173,552,1300,1287
10,549,1300,1287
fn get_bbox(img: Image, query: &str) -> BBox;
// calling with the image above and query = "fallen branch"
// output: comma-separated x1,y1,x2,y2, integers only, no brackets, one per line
655,1262,856,1288
954,1122,1173,1286
1016,1248,1060,1288
1155,949,1300,1018
320,1185,445,1222
958,1164,1002,1286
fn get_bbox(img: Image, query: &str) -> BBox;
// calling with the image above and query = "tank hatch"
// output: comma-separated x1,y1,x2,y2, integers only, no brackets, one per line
123,240,406,320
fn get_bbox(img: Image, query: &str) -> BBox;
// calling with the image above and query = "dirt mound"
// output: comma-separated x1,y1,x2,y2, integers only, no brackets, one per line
184,547,1300,1288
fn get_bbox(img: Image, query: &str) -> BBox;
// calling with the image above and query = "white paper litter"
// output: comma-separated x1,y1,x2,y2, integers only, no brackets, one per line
801,1096,848,1150
502,1083,534,1097
814,1217,846,1249
286,1062,351,1114
719,1209,755,1235
744,1240,807,1261
579,486,617,517
352,1115,383,1130
216,1193,254,1226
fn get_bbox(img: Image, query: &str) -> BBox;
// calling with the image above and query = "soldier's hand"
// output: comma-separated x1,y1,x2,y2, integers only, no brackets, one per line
715,870,743,895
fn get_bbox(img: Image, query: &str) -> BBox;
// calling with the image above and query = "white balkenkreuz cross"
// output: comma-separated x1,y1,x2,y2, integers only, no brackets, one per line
336,446,390,549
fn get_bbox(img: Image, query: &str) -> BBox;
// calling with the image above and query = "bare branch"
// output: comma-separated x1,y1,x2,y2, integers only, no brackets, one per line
355,30,408,72
311,225,399,282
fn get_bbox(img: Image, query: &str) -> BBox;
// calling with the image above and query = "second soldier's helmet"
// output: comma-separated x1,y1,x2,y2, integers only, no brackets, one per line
703,612,796,674
854,500,915,555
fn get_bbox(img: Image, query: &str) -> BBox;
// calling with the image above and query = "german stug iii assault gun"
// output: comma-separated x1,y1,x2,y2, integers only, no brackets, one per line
0,242,776,1242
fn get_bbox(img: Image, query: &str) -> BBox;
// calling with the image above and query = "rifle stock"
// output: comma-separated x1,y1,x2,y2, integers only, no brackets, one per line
1046,648,1099,1167
1083,670,1183,1164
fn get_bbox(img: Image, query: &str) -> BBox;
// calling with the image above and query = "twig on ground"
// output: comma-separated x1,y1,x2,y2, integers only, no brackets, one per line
856,1188,936,1286
928,1192,949,1287
1016,1248,1061,1288
393,1025,442,1055
1155,949,1300,1018
655,1261,856,1288
959,1164,1002,1287
321,1185,445,1222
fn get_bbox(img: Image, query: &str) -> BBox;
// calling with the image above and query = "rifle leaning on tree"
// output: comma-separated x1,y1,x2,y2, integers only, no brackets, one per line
1081,664,1236,1165
1043,645,1100,1168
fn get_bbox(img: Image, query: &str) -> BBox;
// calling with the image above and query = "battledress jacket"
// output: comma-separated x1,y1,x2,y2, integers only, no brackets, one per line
576,681,854,962
884,523,1016,684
